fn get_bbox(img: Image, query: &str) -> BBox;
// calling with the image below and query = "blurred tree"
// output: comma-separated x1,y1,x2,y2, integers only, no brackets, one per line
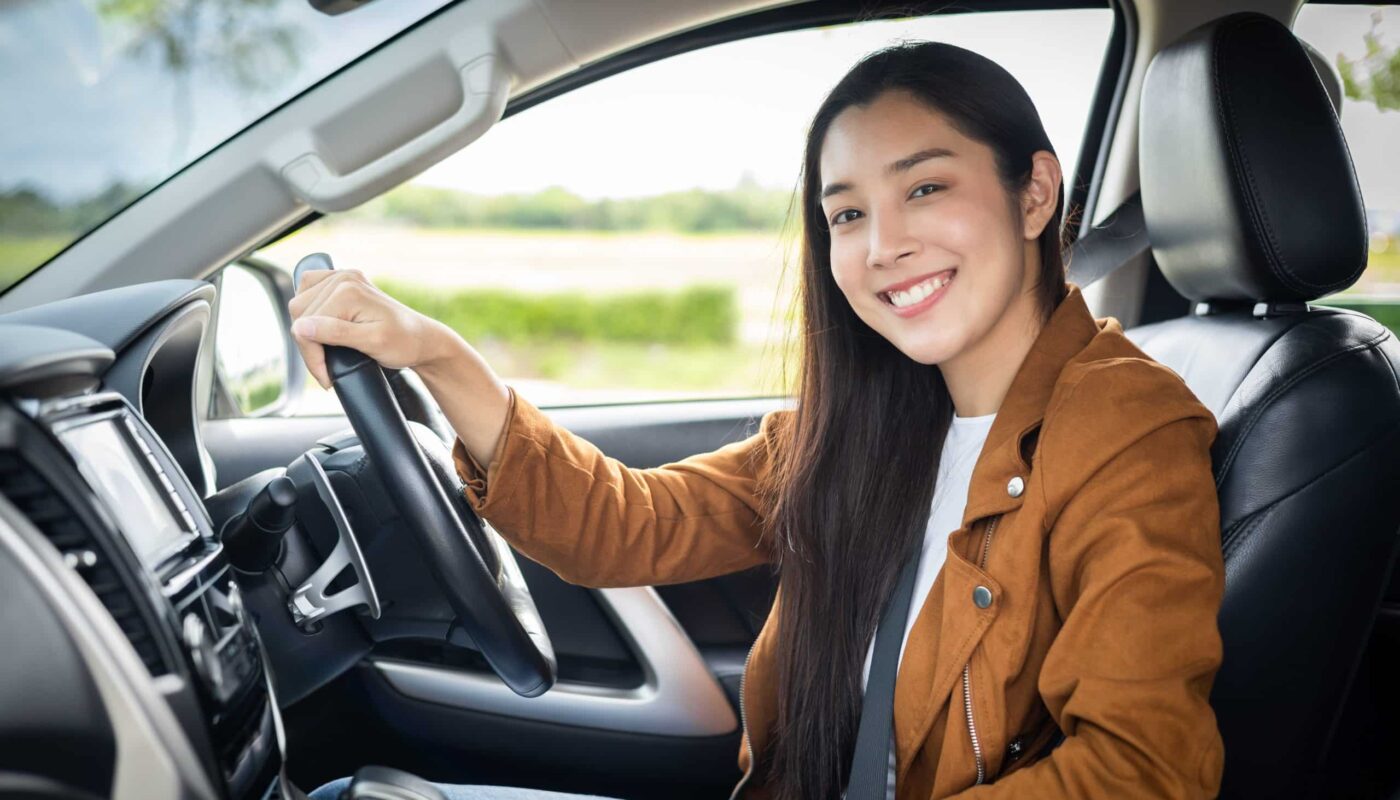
1338,10,1399,111
96,0,302,161
343,183,792,233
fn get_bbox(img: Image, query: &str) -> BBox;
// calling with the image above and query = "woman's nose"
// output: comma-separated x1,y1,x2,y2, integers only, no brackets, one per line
866,211,920,269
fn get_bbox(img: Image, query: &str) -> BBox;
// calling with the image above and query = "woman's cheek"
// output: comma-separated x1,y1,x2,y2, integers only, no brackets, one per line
913,200,977,255
828,242,865,300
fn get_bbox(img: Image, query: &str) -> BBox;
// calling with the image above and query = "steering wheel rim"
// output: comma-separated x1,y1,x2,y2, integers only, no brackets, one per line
294,253,556,698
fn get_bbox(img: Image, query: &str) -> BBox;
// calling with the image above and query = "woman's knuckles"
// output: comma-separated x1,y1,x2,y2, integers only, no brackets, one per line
287,269,427,367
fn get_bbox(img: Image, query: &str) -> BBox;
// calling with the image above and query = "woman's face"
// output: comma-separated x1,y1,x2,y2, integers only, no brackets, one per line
818,90,1052,368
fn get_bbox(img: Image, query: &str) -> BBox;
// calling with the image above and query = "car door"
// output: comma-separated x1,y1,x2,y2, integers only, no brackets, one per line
199,4,1121,797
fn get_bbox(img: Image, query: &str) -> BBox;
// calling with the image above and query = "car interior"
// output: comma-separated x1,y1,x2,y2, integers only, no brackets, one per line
1,0,1399,799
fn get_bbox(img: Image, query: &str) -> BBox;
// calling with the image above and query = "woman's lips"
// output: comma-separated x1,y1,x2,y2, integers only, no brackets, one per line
880,269,955,318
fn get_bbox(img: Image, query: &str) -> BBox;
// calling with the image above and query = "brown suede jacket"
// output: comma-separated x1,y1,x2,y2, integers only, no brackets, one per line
452,282,1227,799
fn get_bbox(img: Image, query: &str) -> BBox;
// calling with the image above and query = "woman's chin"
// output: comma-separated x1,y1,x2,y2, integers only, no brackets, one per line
891,337,962,366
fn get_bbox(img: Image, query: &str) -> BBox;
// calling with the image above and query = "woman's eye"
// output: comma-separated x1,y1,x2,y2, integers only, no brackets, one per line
831,209,862,226
910,183,944,199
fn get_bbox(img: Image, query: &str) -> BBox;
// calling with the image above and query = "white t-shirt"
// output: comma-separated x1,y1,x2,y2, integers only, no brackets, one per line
853,409,998,800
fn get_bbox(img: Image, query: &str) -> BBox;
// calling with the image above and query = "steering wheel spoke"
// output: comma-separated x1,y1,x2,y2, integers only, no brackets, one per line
288,453,382,626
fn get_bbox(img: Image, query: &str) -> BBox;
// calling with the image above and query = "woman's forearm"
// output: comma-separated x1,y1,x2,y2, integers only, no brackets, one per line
414,320,512,468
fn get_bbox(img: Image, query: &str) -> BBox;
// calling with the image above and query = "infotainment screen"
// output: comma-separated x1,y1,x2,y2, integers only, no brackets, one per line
60,418,191,565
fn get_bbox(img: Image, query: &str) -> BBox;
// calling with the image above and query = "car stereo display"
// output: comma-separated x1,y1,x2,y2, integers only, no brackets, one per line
60,416,192,566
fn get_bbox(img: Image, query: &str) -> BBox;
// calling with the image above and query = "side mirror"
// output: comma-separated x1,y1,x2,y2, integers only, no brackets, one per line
210,261,304,417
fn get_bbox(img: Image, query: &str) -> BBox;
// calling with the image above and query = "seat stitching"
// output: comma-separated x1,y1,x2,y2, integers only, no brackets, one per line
1214,19,1296,292
1213,17,1358,295
1215,327,1391,486
1380,331,1400,395
1221,500,1277,560
1216,327,1388,484
1220,416,1400,559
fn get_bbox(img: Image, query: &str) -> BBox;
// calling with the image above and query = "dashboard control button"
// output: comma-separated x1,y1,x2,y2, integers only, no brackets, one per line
183,612,226,700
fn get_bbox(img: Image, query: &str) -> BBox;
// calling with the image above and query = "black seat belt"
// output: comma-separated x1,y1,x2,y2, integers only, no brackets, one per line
846,554,922,799
1066,191,1148,288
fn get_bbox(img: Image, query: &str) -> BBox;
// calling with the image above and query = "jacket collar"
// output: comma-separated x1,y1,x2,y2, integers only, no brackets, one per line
960,281,1104,527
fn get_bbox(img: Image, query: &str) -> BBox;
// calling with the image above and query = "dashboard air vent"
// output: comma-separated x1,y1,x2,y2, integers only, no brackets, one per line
0,451,170,676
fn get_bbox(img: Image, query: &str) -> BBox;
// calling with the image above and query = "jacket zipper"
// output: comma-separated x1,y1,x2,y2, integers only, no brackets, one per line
962,513,1000,786
728,638,758,800
729,514,1003,797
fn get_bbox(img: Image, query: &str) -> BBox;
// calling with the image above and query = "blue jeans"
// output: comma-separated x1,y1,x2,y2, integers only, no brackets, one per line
307,776,618,800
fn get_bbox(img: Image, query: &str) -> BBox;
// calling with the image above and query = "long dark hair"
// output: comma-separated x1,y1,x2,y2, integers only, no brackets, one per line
756,42,1069,799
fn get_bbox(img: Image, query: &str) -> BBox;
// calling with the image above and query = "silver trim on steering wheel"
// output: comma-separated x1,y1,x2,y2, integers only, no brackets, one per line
371,586,738,737
288,453,382,626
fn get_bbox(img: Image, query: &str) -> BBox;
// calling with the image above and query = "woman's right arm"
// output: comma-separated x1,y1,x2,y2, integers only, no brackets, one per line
448,379,788,588
289,268,787,588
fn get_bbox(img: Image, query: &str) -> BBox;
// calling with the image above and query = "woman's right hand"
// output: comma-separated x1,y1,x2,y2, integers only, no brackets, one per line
288,268,454,390
287,265,513,469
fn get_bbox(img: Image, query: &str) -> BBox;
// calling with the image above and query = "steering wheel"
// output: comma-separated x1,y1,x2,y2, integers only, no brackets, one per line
294,253,556,698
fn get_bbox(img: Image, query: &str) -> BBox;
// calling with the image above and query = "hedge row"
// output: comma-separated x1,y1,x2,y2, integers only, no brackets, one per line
379,280,738,346
1324,297,1400,332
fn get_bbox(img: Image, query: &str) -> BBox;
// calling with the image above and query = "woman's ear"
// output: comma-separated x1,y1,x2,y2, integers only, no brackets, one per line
1020,150,1062,240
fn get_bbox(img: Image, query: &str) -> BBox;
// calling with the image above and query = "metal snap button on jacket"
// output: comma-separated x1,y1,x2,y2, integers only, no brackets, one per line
1007,475,1025,497
973,585,993,609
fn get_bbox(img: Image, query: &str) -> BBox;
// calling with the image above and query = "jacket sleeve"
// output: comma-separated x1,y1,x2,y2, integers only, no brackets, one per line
450,385,791,588
951,362,1226,799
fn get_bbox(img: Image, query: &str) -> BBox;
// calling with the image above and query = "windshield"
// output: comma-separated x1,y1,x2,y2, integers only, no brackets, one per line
0,0,454,294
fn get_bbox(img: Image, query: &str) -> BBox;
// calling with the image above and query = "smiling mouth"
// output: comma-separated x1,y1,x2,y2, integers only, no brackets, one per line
879,269,956,308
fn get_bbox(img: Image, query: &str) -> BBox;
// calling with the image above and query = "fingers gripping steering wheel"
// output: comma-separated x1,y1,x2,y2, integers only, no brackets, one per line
294,253,556,698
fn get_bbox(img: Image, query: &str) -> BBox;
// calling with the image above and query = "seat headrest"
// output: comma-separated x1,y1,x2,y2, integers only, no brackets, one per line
1139,12,1368,303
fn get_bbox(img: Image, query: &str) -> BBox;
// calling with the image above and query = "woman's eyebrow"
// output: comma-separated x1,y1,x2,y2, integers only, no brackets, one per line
821,147,958,200
889,147,957,175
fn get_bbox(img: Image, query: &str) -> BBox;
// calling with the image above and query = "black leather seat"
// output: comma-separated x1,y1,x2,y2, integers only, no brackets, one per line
1122,13,1400,799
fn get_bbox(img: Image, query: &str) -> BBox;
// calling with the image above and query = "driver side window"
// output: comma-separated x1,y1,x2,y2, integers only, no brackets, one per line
250,8,1112,414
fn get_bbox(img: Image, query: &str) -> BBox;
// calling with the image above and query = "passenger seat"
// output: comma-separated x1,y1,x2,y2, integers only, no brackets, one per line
1123,12,1400,800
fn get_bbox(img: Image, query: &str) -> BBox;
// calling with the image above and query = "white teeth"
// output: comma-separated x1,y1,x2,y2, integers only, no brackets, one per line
885,273,953,308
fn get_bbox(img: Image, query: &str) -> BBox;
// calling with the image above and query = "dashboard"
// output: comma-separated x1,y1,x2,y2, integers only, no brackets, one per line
0,276,640,800
0,281,289,800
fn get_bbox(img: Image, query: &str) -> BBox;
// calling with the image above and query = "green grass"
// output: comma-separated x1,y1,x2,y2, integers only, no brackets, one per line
1363,248,1400,280
380,280,740,346
240,375,285,413
1324,247,1400,332
0,235,66,291
372,279,791,396
1323,296,1400,331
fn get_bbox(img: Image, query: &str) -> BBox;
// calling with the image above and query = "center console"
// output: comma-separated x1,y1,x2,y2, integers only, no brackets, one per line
2,391,285,799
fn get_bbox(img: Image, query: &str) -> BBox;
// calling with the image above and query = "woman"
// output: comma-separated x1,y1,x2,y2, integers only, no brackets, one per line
295,42,1225,800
